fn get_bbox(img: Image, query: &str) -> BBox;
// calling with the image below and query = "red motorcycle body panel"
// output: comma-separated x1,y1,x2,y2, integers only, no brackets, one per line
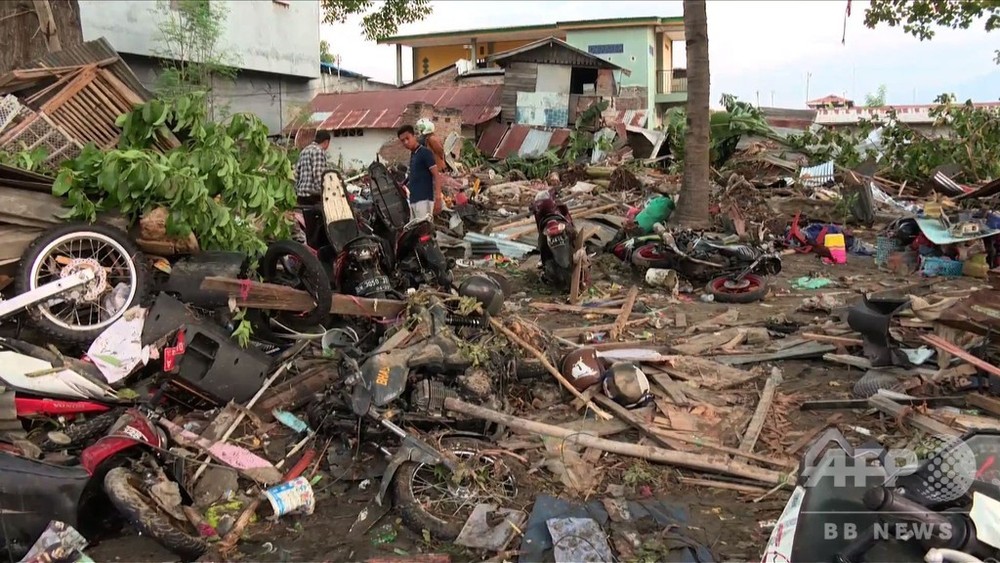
15,397,111,417
79,409,160,475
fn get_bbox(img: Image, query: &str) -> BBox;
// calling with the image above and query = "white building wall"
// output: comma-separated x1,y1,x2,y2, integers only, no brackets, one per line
78,0,320,79
326,129,396,172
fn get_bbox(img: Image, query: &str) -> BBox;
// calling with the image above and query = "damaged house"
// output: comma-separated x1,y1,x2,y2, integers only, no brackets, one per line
283,85,502,168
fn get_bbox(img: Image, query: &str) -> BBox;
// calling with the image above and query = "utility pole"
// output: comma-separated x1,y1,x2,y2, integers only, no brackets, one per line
756,90,760,107
770,90,775,106
805,72,812,104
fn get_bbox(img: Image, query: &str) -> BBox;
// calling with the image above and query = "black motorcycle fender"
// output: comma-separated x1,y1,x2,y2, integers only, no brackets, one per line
0,452,91,555
549,241,573,269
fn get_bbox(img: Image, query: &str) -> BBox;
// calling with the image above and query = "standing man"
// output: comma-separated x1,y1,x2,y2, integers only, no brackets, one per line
396,124,440,219
415,118,447,214
294,130,332,205
293,130,332,245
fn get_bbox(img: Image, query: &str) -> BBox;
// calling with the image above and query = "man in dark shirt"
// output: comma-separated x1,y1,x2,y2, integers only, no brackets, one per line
396,124,440,219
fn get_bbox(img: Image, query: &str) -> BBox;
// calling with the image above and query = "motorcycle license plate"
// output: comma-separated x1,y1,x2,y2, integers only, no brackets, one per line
548,235,567,248
356,275,392,296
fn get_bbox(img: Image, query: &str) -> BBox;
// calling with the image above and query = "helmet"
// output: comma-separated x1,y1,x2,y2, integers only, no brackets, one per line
415,118,434,135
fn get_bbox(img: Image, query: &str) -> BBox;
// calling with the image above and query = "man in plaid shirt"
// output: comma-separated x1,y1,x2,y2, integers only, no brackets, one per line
294,130,332,204
293,131,332,245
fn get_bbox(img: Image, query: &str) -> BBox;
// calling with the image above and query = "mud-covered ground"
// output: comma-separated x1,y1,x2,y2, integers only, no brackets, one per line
89,250,981,562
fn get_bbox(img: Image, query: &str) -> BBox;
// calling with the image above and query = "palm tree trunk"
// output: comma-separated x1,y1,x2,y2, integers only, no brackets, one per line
673,0,712,228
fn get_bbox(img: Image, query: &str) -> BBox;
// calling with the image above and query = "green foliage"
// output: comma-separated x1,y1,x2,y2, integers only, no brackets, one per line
320,40,336,64
0,143,53,174
665,93,774,171
864,0,999,63
154,0,241,111
52,92,296,256
864,84,888,107
458,138,487,169
321,0,433,42
497,150,562,180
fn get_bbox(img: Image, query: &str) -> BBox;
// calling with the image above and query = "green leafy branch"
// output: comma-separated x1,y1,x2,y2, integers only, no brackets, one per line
52,92,296,256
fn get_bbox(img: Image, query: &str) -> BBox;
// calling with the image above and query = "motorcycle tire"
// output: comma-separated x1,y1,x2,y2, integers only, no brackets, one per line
104,467,207,561
630,243,672,269
259,240,332,329
40,407,124,451
393,436,527,541
706,274,769,304
15,222,151,347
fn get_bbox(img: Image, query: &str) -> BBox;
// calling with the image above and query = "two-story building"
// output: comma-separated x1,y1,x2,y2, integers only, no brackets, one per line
77,0,321,133
380,16,686,128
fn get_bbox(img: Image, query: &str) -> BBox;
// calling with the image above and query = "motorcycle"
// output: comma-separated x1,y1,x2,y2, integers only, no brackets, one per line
530,188,576,292
614,229,782,303
393,215,453,290
0,408,205,560
306,300,522,540
11,222,151,347
762,428,1000,563
367,161,453,291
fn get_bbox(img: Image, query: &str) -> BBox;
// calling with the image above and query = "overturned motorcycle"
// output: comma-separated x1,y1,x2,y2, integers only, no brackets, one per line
612,227,782,303
307,301,525,539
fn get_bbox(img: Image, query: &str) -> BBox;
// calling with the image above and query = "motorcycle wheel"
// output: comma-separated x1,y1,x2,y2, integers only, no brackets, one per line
15,222,150,347
630,243,672,268
706,274,769,304
104,467,207,561
40,407,124,451
258,240,332,330
393,436,527,541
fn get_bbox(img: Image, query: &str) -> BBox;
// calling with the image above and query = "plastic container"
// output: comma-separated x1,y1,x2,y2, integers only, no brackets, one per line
921,256,964,277
828,248,848,264
963,254,989,278
262,477,315,520
824,233,846,249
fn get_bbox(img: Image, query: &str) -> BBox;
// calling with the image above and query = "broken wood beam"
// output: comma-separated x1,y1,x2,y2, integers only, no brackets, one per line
868,394,961,438
31,0,61,52
802,333,863,346
650,428,792,469
921,333,1000,378
201,277,406,318
678,477,770,495
443,397,783,485
610,286,639,341
967,393,1000,417
800,396,965,411
737,371,782,458
786,414,845,456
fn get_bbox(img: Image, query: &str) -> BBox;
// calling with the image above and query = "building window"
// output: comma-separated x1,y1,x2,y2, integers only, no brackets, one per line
332,128,364,138
422,57,430,75
587,44,624,55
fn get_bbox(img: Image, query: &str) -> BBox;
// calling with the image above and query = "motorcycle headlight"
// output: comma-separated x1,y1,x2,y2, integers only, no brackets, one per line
352,247,373,260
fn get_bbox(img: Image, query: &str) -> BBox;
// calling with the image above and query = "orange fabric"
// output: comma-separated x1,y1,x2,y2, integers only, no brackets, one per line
425,134,447,172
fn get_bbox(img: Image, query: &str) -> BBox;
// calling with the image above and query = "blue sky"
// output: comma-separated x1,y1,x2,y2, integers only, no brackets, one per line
320,0,999,108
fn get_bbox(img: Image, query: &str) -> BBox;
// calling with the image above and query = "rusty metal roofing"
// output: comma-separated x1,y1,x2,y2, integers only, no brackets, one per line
476,120,508,156
294,85,502,133
487,123,573,159
12,38,152,100
607,109,648,128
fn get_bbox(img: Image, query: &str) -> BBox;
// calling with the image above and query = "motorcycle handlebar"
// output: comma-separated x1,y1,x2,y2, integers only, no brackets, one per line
862,488,953,529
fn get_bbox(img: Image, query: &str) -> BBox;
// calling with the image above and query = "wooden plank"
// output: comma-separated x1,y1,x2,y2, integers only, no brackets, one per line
967,393,1000,417
592,394,680,450
868,394,961,437
715,342,835,365
610,286,639,340
802,333,863,346
787,414,845,456
200,276,406,318
0,187,65,227
922,333,1000,378
737,371,782,457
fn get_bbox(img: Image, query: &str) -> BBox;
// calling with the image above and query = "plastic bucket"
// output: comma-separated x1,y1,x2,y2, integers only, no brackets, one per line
262,477,315,519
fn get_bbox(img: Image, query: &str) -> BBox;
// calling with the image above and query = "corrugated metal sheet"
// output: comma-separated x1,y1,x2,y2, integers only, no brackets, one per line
11,38,152,100
298,85,502,133
487,123,572,159
607,109,648,128
494,125,531,159
519,129,553,158
476,120,508,156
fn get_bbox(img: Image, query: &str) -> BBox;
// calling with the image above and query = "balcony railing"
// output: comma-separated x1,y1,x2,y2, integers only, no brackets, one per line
656,70,688,95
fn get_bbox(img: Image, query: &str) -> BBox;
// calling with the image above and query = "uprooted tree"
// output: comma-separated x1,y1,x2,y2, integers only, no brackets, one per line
320,0,432,42
864,0,1000,63
671,0,712,228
